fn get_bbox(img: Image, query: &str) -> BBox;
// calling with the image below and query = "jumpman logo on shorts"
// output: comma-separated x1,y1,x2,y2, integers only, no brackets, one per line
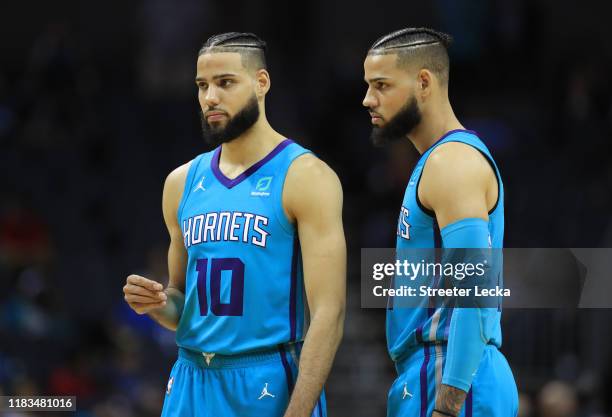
402,383,412,399
258,383,275,400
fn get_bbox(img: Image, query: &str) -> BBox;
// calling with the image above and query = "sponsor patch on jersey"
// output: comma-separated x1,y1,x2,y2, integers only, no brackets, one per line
251,176,273,197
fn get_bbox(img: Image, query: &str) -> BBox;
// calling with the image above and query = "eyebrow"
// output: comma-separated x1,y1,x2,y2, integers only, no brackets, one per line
195,73,238,82
365,77,390,83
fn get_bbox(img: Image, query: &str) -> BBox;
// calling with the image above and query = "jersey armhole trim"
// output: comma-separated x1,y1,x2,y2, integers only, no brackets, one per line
177,155,205,224
415,141,501,219
275,150,313,236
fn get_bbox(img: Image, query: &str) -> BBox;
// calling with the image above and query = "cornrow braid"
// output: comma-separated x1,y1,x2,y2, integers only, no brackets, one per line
370,27,453,51
367,27,453,86
198,32,267,70
202,32,267,51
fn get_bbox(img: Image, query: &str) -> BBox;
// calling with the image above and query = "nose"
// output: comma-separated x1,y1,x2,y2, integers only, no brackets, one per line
204,85,220,107
362,88,377,109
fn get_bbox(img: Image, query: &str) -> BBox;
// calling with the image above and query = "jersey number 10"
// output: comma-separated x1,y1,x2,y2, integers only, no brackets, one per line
195,258,245,316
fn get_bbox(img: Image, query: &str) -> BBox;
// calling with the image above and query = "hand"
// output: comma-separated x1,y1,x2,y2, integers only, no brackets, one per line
432,411,457,417
123,274,167,315
434,384,465,417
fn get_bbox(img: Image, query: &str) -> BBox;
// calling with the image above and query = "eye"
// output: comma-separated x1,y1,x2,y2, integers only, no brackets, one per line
376,82,387,90
219,79,233,88
197,81,208,90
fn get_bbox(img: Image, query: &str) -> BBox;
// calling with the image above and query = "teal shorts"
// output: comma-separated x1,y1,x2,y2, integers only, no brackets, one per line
387,344,518,417
161,345,326,417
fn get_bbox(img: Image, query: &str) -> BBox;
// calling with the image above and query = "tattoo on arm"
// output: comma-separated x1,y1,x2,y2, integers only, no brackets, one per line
435,384,467,416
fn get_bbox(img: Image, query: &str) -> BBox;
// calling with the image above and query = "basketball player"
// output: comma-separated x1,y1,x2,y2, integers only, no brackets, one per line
362,28,518,417
123,32,345,417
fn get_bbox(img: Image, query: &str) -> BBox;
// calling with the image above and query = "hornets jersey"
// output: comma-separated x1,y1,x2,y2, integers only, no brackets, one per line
388,129,505,361
175,139,309,355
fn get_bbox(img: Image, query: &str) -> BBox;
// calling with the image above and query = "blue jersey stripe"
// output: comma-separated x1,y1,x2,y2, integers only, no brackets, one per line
433,218,442,249
466,388,473,417
278,344,294,395
289,236,299,342
427,220,442,340
419,344,431,417
415,219,442,342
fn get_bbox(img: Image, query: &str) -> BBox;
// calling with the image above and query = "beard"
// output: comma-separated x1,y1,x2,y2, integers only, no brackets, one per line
201,94,260,146
369,96,422,146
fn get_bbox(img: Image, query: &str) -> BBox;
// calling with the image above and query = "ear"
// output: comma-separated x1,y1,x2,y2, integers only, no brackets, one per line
417,69,433,99
255,69,271,98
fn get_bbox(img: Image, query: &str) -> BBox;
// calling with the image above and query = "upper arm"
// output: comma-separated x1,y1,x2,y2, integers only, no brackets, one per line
283,155,346,316
418,143,496,229
162,162,191,292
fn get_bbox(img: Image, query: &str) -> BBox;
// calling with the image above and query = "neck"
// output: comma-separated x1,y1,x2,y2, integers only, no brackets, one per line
219,113,285,166
407,99,464,154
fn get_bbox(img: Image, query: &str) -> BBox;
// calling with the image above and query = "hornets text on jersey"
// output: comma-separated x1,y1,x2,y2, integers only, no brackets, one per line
176,139,309,355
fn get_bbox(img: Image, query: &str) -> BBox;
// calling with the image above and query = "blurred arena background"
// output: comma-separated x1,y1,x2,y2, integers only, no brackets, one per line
2,0,612,416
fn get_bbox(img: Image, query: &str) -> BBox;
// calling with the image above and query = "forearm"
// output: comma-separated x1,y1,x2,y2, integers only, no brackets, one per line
148,287,185,331
284,307,344,417
434,384,467,416
437,286,488,415
436,309,485,415
437,218,491,411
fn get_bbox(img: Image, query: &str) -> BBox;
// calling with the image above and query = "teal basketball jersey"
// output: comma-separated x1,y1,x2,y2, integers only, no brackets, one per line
388,129,505,361
176,139,309,355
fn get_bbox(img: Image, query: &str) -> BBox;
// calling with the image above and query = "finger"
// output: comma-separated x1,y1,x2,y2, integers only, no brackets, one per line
127,275,164,291
124,284,166,300
131,301,167,314
125,294,166,304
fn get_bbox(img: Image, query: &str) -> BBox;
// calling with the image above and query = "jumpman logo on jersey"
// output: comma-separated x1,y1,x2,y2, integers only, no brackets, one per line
194,177,206,192
202,352,215,365
258,383,275,400
402,383,412,399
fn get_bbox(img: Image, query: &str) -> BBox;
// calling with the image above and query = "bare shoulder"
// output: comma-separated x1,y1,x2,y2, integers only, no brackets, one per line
283,153,343,220
422,142,493,190
427,142,490,176
286,153,340,185
165,161,192,191
163,161,192,219
419,141,496,217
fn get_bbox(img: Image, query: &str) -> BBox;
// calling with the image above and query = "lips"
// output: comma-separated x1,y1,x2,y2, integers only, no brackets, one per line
369,113,383,123
205,111,227,121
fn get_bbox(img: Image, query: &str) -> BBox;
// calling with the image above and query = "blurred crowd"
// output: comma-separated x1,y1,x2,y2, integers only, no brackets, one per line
1,0,612,416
